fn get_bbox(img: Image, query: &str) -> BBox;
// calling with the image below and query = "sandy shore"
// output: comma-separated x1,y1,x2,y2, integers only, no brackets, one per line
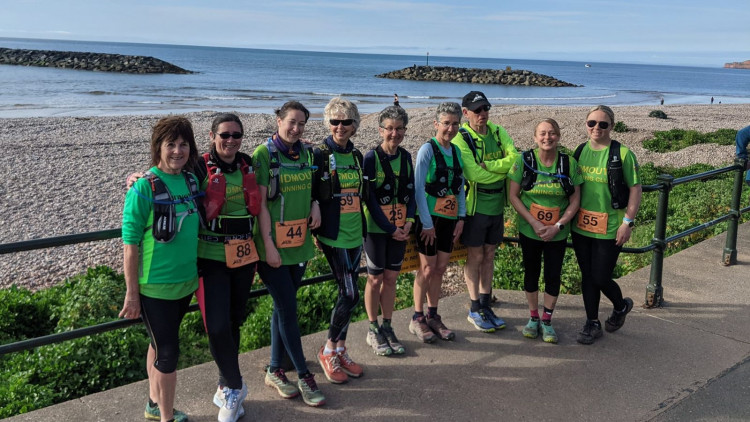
1,104,748,290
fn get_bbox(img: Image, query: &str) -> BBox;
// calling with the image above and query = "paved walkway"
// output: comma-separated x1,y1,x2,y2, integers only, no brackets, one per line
8,223,750,422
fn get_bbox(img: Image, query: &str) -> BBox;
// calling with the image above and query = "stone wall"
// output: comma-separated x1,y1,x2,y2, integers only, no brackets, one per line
376,65,577,87
0,48,193,74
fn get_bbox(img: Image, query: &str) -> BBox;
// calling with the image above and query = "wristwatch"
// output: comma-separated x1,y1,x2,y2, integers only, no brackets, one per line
555,222,564,230
623,217,635,228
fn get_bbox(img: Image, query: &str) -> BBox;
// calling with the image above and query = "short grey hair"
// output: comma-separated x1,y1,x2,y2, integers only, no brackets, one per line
324,97,360,129
435,102,462,121
378,105,409,127
587,105,615,125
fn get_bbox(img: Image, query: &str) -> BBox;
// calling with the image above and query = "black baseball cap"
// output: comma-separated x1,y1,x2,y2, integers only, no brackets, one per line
462,91,491,111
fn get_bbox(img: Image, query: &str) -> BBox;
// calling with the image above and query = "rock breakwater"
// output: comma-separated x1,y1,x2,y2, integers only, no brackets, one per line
0,48,193,74
376,65,577,87
724,60,750,69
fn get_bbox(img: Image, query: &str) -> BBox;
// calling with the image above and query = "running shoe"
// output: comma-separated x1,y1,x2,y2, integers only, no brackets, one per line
467,309,496,333
264,367,300,399
426,314,455,340
144,402,188,422
317,346,348,384
409,316,437,343
217,382,247,422
380,324,405,354
337,348,363,378
541,321,558,344
484,307,507,330
576,320,603,345
366,328,393,356
522,318,540,339
605,297,634,332
297,373,326,407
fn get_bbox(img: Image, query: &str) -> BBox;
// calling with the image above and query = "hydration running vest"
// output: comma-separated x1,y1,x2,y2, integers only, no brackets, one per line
142,171,202,243
424,139,463,198
316,142,364,202
519,150,575,197
265,138,314,201
372,145,414,206
201,153,261,233
573,140,630,209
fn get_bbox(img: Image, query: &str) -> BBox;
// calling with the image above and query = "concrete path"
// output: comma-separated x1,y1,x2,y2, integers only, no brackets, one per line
7,223,750,422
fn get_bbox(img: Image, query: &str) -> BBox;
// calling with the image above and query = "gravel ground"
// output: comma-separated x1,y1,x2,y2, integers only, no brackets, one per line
2,104,748,291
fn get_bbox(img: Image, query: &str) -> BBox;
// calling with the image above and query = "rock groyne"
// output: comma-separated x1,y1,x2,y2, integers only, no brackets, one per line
376,65,577,87
724,60,750,69
0,48,193,74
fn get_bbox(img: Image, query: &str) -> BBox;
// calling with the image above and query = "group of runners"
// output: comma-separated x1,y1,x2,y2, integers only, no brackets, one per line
121,90,642,422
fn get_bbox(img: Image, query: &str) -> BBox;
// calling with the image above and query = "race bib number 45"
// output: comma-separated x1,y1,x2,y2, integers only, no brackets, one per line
275,218,308,248
577,209,608,235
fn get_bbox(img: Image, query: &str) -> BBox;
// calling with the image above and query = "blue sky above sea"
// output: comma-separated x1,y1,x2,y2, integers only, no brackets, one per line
0,0,747,67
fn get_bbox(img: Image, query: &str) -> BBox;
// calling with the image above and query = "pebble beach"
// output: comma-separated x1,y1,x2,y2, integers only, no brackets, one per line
1,103,748,290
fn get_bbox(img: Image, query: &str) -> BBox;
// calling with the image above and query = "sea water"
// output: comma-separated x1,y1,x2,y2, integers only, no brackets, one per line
1,37,749,118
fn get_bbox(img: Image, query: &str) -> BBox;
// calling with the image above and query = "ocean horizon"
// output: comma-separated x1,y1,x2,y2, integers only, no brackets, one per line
1,37,749,118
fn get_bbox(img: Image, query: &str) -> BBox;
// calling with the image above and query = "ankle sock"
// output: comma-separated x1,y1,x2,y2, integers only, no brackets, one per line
369,321,379,332
382,319,392,328
323,346,335,355
479,293,491,309
470,300,480,313
530,309,540,320
542,307,553,322
412,311,424,321
336,346,345,354
427,307,438,318
148,398,157,408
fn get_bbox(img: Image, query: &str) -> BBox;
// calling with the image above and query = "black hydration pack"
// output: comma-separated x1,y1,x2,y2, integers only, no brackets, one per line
265,138,314,201
574,140,630,209
142,171,202,243
424,139,463,198
316,142,364,202
519,150,575,197
372,145,413,206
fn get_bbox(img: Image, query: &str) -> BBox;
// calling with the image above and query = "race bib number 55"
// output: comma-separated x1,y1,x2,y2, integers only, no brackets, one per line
577,209,608,235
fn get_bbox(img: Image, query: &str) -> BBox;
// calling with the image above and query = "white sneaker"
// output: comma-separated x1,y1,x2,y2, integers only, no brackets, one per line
216,382,247,422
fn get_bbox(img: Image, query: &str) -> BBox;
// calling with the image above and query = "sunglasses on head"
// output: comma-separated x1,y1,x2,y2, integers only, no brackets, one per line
330,119,354,126
586,120,610,129
472,105,491,113
218,132,243,139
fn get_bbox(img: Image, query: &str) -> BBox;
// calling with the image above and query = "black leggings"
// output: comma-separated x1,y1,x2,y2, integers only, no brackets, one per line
198,258,255,389
571,231,626,320
518,233,566,297
319,242,362,342
140,293,192,374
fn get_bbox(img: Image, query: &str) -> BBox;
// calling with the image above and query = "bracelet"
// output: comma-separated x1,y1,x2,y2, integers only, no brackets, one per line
405,218,415,224
623,217,634,223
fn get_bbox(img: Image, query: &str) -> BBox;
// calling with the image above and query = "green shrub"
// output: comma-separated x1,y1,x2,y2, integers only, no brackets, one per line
649,110,668,119
643,128,738,152
613,121,629,133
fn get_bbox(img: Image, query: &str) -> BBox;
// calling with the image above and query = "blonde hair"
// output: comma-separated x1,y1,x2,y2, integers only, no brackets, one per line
534,118,560,136
587,105,615,124
324,97,360,129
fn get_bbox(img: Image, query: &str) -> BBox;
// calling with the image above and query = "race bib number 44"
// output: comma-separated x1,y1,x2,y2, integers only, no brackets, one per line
225,237,259,268
381,203,406,227
275,218,308,248
433,195,458,218
577,209,608,235
530,203,560,226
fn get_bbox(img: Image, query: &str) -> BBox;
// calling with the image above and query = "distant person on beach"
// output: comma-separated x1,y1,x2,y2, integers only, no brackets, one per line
734,125,750,179
711,97,715,104
311,97,365,384
409,102,466,344
393,93,400,107
451,90,519,333
660,97,664,105
362,105,416,356
508,119,582,344
126,114,261,421
571,105,642,345
253,101,326,407
121,116,201,422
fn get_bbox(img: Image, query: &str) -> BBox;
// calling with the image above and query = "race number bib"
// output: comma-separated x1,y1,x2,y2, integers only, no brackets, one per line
339,188,360,214
225,237,259,268
577,209,608,235
530,203,560,226
381,203,406,227
275,218,308,248
433,195,458,218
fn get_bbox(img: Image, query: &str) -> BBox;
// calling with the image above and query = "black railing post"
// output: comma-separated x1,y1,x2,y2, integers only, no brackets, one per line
646,174,673,308
723,158,746,265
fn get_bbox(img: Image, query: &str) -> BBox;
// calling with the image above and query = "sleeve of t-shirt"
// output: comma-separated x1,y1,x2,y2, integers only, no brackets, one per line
623,147,641,187
363,149,397,234
414,143,434,229
252,144,270,187
735,126,750,159
570,157,584,186
122,178,153,245
404,150,417,221
507,154,524,185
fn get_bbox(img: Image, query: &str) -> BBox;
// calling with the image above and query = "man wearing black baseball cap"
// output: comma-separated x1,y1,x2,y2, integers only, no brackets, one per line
451,90,518,333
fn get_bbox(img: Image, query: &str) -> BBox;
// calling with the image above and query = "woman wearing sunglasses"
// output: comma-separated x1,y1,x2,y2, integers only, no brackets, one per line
571,105,642,345
311,97,366,384
508,118,582,344
253,101,326,407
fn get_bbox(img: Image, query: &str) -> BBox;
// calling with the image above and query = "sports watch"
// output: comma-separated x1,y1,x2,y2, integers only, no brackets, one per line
555,222,564,230
623,217,635,228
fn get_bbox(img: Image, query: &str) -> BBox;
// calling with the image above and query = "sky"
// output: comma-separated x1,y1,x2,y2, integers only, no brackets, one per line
0,0,747,67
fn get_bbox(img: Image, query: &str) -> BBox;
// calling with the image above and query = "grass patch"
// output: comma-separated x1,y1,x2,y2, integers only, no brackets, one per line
643,128,737,152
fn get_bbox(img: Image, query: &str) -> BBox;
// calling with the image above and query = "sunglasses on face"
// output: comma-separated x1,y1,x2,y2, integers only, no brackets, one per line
218,132,243,139
586,120,610,130
472,105,491,113
330,119,354,127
